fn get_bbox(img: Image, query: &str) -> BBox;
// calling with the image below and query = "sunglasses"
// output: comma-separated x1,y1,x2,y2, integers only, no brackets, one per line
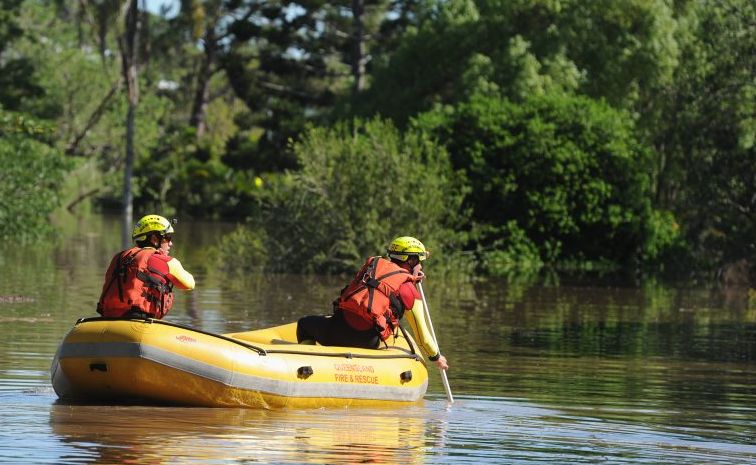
161,235,173,242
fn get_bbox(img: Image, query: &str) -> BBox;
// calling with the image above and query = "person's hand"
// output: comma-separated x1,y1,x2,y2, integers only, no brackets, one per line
412,263,425,281
435,355,448,371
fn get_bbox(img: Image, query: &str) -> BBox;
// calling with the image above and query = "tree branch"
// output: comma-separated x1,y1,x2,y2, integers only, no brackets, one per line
65,78,122,156
66,188,101,212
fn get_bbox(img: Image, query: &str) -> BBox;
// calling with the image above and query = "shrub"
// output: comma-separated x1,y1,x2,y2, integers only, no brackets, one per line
212,224,268,273
0,109,70,240
414,92,680,270
256,118,468,273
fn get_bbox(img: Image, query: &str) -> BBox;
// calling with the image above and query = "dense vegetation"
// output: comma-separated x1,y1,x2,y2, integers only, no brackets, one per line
1,0,753,282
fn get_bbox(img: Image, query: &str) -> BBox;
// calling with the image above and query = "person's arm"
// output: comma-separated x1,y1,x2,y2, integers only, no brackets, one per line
400,284,449,370
167,258,195,290
404,298,439,358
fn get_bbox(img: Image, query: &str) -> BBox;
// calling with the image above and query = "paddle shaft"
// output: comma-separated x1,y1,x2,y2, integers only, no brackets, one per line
417,282,454,403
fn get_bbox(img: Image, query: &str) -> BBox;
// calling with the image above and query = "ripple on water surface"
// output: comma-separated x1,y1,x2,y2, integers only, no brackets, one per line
2,389,754,465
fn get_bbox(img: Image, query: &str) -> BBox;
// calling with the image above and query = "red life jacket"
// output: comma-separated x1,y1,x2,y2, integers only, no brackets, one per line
96,247,174,318
337,257,416,341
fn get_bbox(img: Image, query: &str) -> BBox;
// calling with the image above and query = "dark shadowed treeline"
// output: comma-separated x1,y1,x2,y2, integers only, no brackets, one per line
0,0,753,282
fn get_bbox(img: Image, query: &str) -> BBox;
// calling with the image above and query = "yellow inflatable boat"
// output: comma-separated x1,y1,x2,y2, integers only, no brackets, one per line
51,317,429,408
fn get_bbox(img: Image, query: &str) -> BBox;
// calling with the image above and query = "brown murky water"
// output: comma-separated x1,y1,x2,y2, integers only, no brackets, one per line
0,213,754,464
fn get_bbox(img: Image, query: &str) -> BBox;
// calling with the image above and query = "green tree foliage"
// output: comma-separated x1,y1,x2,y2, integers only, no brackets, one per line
148,0,244,140
0,0,44,112
134,127,264,219
0,110,70,240
12,3,164,203
0,4,69,240
221,0,422,173
254,118,467,273
650,0,755,271
212,224,268,273
553,0,679,107
359,0,678,121
358,0,679,122
414,92,680,272
221,0,345,173
4,0,750,280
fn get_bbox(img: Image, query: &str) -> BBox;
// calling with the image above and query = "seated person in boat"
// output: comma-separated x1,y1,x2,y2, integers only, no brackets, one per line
96,214,195,319
297,236,449,371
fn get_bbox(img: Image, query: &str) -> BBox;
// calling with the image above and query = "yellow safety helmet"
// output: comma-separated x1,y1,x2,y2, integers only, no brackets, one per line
132,214,175,242
387,236,428,262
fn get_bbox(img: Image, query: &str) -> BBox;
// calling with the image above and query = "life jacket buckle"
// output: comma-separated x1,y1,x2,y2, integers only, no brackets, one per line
363,276,380,289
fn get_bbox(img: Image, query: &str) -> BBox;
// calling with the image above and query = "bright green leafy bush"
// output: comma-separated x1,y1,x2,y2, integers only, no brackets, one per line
415,92,681,271
255,118,468,273
0,109,70,240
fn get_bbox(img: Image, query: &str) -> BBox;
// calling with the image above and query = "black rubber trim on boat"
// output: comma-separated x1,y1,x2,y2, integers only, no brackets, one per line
72,317,423,361
75,316,268,356
264,348,421,360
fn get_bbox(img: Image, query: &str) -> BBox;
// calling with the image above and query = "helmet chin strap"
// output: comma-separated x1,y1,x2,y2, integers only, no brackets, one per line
147,234,160,248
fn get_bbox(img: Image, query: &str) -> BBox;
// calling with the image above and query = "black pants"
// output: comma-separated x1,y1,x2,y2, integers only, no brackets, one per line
124,309,153,319
296,311,380,349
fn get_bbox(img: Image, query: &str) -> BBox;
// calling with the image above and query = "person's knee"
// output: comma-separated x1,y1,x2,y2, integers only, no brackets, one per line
296,315,318,342
296,319,307,339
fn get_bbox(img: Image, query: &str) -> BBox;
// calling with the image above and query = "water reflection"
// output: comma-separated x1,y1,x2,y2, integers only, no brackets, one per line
1,213,755,464
49,404,433,464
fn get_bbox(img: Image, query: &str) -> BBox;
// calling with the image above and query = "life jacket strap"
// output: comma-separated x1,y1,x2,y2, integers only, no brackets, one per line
141,290,164,309
97,248,148,313
356,259,408,298
136,270,171,294
389,293,405,320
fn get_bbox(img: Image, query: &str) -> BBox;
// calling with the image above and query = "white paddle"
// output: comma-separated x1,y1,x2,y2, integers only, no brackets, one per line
417,282,454,403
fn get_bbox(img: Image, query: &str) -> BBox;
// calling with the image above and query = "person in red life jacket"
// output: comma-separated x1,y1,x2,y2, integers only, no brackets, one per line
97,214,195,319
297,236,449,371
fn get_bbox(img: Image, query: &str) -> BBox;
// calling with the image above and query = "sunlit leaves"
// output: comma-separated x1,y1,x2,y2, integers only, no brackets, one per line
257,118,466,273
415,92,678,270
0,109,70,240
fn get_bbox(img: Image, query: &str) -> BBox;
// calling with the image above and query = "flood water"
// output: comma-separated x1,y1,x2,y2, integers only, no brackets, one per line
1,213,754,464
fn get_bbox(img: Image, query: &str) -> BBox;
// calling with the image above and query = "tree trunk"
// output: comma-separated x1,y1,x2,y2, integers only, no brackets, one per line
76,0,87,48
122,102,136,248
190,29,216,139
96,3,110,62
351,0,366,94
120,0,140,249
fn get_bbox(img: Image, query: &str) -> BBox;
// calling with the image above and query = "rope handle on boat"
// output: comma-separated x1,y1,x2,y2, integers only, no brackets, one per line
264,348,421,360
74,316,268,356
73,317,424,360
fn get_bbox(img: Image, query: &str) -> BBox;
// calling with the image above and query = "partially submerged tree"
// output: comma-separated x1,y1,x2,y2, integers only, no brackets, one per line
118,0,141,247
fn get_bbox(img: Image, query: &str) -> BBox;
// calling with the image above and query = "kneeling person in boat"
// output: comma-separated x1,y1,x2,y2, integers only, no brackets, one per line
97,214,195,319
297,236,449,371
